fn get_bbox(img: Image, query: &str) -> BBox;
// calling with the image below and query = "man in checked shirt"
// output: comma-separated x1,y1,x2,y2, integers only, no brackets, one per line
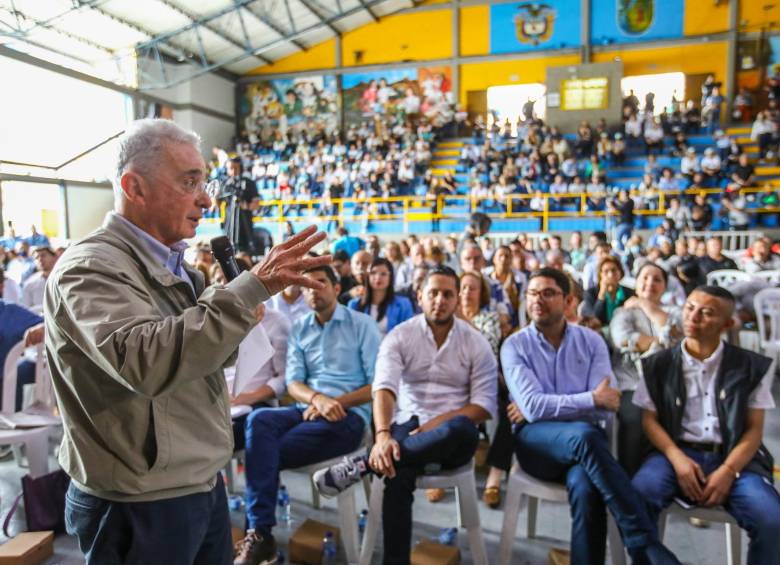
313,266,497,564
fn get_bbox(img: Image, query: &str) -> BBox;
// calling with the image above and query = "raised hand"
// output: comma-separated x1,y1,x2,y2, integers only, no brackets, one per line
250,225,331,295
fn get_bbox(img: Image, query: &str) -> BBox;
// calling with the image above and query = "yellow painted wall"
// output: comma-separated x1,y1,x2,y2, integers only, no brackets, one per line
248,39,336,75
593,41,729,93
683,0,729,35
340,10,452,67
459,5,489,56
738,0,780,32
459,54,580,104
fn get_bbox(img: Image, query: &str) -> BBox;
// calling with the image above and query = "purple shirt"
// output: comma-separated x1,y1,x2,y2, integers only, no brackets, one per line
500,322,614,424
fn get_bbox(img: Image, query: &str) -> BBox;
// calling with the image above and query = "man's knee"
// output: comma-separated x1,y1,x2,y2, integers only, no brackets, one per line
246,407,292,437
566,423,605,454
445,415,478,445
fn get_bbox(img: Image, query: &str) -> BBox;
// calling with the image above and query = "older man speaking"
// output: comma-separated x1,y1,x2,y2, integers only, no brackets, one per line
44,119,329,564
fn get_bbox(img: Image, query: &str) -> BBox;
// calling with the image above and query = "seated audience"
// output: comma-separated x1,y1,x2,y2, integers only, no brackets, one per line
313,267,497,564
267,285,311,324
633,286,780,565
348,257,414,338
234,265,380,564
698,237,738,276
582,256,634,326
609,262,683,475
501,268,679,564
743,237,780,273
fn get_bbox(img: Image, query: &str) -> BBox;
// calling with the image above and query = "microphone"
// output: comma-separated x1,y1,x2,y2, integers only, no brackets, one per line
211,236,241,282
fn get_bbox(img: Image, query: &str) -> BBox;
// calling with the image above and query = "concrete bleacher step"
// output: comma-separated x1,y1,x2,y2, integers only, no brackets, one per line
756,166,780,177
433,149,460,157
732,136,753,145
431,159,458,166
437,141,464,148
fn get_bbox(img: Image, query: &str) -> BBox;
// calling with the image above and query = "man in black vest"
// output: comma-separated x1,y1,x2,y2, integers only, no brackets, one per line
632,286,780,565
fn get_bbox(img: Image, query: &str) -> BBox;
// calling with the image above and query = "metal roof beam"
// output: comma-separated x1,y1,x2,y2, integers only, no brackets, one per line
297,0,340,35
242,4,307,51
357,0,379,22
154,0,271,65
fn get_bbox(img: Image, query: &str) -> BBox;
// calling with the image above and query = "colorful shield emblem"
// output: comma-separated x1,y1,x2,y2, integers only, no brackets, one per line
618,0,654,35
513,3,555,46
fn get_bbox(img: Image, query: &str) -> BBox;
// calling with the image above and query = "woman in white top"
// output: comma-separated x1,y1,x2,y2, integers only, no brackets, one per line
609,262,682,475
751,111,777,159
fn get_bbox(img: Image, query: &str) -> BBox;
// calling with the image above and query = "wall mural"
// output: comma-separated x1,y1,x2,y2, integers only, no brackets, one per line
591,0,684,45
340,66,454,128
239,75,339,141
489,0,581,55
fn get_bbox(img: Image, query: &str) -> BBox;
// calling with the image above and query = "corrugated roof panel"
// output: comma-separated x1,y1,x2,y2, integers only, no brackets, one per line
101,0,188,35
55,10,149,50
167,0,231,17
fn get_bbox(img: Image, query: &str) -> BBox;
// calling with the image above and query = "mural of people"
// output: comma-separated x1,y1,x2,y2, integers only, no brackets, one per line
240,75,338,142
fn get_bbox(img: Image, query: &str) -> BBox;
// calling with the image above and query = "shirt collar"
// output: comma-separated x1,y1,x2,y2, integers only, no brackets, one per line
681,338,724,369
111,212,188,273
530,320,569,348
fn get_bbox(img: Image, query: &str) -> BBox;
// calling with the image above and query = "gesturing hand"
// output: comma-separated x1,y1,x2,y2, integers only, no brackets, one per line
592,378,621,412
250,225,331,295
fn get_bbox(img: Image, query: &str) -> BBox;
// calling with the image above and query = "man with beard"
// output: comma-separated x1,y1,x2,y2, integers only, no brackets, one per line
312,266,497,564
501,268,680,564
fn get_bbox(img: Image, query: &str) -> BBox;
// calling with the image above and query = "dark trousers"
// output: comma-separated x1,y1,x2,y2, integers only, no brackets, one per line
617,391,648,477
633,447,780,565
485,380,514,472
244,406,365,532
514,421,657,565
382,415,479,565
65,475,231,565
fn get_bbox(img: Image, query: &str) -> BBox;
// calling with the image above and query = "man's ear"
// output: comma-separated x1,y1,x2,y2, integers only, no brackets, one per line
119,171,146,203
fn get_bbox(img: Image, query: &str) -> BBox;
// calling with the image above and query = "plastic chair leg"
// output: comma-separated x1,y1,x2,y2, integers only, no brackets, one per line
455,473,488,565
725,522,741,565
608,514,627,565
25,432,49,479
498,476,523,565
359,476,384,565
337,486,359,564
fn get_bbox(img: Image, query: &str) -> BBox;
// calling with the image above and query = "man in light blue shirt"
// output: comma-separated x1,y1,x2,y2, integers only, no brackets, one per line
238,263,380,564
501,268,679,565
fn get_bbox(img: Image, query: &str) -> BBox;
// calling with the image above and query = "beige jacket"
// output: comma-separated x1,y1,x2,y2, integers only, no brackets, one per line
44,213,269,501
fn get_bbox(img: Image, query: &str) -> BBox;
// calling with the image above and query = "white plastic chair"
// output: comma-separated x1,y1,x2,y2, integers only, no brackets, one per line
658,502,741,565
498,457,625,565
0,341,57,478
706,269,753,287
359,460,488,565
753,287,780,357
752,269,780,286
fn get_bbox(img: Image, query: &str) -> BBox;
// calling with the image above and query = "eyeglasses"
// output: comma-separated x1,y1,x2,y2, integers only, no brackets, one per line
525,289,563,300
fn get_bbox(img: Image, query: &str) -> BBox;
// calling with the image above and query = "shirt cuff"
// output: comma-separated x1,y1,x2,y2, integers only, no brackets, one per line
572,390,596,411
226,271,270,311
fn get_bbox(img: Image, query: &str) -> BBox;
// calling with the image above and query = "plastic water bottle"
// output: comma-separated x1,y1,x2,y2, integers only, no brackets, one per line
357,509,368,544
436,527,458,546
276,485,291,525
322,531,337,564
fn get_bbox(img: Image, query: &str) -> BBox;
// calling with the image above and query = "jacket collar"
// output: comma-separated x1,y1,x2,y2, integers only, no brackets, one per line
101,213,202,294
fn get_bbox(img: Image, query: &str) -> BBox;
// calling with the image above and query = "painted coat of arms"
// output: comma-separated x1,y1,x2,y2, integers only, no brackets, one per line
513,3,555,45
618,0,654,35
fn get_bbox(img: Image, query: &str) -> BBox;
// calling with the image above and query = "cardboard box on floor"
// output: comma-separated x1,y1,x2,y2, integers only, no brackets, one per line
411,540,460,565
289,519,340,565
0,531,54,565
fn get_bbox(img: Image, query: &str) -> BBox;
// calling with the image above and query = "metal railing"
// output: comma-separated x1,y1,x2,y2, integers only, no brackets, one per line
204,183,780,236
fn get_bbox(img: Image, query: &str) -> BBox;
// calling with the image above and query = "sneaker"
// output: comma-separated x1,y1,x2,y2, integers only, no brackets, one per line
313,455,370,498
233,530,276,565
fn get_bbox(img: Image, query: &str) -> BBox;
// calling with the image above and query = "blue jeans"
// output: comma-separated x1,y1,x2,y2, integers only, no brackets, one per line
514,421,658,565
65,474,231,565
244,406,365,532
382,415,479,565
632,448,780,565
616,223,634,251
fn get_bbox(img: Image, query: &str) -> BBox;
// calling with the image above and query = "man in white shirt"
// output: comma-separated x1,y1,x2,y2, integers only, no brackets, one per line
313,266,497,563
0,268,20,304
266,285,311,325
229,306,291,450
743,237,780,274
633,286,780,565
21,246,58,313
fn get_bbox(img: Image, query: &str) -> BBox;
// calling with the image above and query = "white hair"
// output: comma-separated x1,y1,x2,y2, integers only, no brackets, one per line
114,119,201,200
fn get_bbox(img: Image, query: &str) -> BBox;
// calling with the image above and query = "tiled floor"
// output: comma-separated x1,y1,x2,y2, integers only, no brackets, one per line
2,379,779,564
